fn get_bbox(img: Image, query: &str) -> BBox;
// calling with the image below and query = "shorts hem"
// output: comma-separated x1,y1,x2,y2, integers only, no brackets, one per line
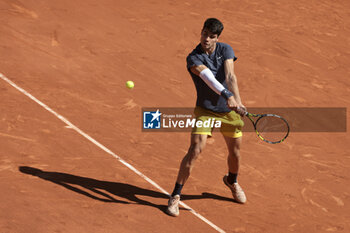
191,132,212,137
221,131,243,138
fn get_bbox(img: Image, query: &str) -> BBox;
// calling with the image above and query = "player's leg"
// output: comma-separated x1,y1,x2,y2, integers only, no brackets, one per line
224,136,242,179
176,133,208,186
166,133,207,216
223,135,246,203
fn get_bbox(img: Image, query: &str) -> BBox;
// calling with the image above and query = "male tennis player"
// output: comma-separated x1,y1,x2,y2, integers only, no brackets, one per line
167,18,247,217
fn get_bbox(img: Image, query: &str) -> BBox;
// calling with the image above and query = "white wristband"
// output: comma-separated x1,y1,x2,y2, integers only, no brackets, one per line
199,68,225,95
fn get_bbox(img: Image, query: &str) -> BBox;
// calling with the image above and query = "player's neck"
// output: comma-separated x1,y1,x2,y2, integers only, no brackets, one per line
201,44,216,55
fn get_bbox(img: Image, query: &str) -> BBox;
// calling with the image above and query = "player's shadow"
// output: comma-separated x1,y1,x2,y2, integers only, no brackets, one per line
19,166,233,214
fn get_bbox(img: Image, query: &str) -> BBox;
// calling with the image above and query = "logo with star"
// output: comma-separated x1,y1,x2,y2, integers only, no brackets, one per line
143,109,162,129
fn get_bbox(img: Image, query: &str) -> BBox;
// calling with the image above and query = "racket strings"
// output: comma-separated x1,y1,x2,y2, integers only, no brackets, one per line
255,116,289,143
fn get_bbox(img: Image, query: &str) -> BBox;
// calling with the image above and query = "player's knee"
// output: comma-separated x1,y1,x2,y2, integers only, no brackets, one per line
233,139,242,150
233,146,241,155
229,148,241,160
188,145,202,160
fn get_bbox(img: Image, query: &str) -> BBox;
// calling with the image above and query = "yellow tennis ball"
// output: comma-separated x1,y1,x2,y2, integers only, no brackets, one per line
126,81,134,89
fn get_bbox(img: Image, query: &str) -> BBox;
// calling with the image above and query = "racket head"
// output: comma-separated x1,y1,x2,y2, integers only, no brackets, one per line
254,114,290,144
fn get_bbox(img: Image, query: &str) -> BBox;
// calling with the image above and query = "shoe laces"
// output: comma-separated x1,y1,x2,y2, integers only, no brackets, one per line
170,195,180,205
233,183,243,192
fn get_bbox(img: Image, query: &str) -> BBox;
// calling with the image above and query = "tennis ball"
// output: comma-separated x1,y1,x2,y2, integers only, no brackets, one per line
126,80,134,89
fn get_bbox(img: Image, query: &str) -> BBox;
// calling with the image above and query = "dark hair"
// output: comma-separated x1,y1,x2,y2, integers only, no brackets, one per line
202,18,224,37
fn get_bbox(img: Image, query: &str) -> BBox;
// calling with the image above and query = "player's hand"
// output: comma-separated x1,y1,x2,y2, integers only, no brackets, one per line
226,96,237,109
227,96,246,116
227,97,246,116
237,104,247,117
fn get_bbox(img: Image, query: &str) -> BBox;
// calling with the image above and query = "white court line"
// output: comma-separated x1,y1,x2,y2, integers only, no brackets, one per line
0,73,226,233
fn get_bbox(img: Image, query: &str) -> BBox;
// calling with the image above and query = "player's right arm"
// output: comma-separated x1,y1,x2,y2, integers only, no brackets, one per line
190,65,231,96
189,65,207,76
190,65,236,104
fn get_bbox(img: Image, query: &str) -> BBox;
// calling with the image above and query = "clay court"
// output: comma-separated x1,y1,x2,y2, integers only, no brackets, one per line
0,0,349,232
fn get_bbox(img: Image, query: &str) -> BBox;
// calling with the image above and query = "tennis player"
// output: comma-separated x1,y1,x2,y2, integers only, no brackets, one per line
167,18,247,217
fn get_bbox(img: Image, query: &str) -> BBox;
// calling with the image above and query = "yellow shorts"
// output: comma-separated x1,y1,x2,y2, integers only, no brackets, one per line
191,106,244,138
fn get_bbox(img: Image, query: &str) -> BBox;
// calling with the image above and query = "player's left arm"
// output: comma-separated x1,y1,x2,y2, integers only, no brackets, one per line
224,59,246,113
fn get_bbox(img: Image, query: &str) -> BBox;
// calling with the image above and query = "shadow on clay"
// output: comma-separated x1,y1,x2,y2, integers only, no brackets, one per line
19,166,236,215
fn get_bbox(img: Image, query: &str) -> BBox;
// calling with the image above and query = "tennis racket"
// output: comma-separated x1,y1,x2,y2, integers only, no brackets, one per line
244,111,290,144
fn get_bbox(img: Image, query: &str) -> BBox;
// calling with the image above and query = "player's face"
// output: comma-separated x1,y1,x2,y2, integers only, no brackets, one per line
200,28,218,52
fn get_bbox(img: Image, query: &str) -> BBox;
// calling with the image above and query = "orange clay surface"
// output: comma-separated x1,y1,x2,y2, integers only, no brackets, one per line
0,0,350,232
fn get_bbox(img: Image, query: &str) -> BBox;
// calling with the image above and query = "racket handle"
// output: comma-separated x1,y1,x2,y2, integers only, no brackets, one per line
237,106,248,116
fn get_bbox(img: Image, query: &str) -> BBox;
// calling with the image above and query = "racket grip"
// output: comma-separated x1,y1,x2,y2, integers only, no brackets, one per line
237,106,248,116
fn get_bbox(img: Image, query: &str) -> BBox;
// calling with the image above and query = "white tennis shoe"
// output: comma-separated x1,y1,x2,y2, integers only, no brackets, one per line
223,175,247,204
166,194,180,217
